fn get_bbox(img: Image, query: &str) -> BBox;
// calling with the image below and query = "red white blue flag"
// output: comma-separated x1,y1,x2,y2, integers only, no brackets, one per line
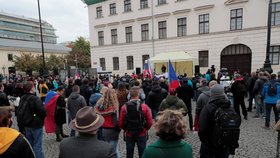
143,59,153,79
168,60,180,91
75,68,80,80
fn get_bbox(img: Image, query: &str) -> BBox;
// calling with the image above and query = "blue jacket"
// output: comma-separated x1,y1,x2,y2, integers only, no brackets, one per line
261,80,280,104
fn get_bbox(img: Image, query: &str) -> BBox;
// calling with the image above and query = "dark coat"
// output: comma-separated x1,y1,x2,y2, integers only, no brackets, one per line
20,93,46,128
59,134,116,158
253,76,269,95
176,84,194,108
0,91,10,106
80,84,93,106
55,95,66,125
67,92,87,120
198,95,231,145
146,85,168,110
159,95,188,115
196,91,211,115
1,134,35,158
247,76,258,93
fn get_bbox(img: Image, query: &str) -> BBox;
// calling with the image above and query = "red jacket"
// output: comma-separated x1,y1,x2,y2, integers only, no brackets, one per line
95,106,117,128
118,100,153,137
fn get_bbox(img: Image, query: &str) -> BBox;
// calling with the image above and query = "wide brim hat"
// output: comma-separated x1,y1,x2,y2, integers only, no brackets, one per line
69,106,104,133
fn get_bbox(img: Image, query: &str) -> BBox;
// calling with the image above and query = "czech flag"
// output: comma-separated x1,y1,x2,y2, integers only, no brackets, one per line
168,59,180,91
143,59,153,79
44,90,60,133
75,68,80,80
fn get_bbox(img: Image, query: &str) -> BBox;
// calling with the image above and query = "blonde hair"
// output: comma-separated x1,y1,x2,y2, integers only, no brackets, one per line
154,109,188,141
96,87,119,110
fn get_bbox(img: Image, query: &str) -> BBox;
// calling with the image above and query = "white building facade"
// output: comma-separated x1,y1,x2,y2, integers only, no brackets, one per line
85,0,280,75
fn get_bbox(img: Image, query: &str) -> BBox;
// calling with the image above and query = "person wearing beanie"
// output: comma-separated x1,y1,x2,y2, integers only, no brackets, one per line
198,84,235,158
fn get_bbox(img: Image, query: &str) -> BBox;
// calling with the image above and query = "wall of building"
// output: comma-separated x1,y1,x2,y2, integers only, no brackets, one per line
88,0,280,75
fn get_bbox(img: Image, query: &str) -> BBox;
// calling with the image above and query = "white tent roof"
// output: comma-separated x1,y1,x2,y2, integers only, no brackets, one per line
150,51,197,63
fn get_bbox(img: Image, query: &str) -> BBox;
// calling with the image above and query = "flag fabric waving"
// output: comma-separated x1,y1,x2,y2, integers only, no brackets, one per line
75,68,80,80
168,60,180,91
143,59,153,79
44,90,60,133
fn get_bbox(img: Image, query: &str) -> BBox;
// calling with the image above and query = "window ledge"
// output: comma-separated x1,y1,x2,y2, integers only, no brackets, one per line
95,16,104,19
175,0,188,3
156,3,168,7
139,7,150,10
123,10,133,14
108,13,118,17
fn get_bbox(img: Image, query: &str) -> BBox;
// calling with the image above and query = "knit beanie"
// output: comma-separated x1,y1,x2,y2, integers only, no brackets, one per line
210,84,224,97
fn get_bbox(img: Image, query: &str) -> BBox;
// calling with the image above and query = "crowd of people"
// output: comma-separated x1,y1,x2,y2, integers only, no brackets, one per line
0,68,280,158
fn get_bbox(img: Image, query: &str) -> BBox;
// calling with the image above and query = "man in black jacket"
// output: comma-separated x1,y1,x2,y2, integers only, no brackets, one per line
19,81,46,158
59,106,116,158
0,82,10,107
199,84,233,158
80,78,93,106
177,77,194,130
247,72,258,112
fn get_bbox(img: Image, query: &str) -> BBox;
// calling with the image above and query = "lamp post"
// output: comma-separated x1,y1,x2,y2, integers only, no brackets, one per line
263,0,273,74
37,0,47,77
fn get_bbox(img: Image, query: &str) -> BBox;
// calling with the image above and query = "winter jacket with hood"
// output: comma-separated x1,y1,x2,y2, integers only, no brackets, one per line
67,92,87,119
253,76,269,95
198,95,231,145
0,127,35,158
159,95,188,116
146,85,168,110
196,90,211,115
176,84,194,108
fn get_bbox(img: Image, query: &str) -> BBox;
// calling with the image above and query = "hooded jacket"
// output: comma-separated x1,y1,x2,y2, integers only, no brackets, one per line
0,127,35,158
198,95,231,145
196,90,211,115
159,95,188,116
146,85,168,110
176,84,194,108
67,92,87,119
253,76,269,95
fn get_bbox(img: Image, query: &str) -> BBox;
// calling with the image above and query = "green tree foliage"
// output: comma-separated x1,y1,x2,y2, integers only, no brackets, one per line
13,53,36,73
66,36,91,68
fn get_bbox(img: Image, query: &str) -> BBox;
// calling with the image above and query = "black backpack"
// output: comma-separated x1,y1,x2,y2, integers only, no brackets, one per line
237,82,247,93
211,105,241,148
267,82,278,96
124,100,146,138
16,95,34,127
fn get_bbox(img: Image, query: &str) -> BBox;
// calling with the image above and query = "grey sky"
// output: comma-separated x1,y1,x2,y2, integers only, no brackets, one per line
0,0,89,43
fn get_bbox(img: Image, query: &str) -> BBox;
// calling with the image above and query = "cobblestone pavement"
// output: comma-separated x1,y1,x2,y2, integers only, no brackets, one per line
11,101,279,158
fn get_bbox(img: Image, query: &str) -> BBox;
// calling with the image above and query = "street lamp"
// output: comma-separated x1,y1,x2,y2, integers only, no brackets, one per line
37,0,47,77
263,0,273,74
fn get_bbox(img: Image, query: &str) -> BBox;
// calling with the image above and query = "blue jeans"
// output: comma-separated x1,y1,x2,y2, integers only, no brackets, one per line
125,136,147,158
151,109,158,119
255,95,264,116
108,140,120,158
265,103,279,127
25,127,44,158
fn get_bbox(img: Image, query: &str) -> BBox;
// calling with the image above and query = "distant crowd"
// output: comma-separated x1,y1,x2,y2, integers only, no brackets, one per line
0,67,280,158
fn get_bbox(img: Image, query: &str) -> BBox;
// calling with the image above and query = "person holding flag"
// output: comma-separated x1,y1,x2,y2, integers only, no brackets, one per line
143,59,153,79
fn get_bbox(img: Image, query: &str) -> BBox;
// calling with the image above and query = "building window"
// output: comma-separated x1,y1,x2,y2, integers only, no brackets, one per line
110,3,116,15
127,56,134,70
96,7,102,18
158,0,166,5
269,46,280,65
199,51,209,67
7,54,13,61
124,0,131,12
111,29,118,44
98,31,104,46
113,57,119,70
272,2,280,26
125,26,133,43
141,24,149,41
230,8,243,30
199,14,209,34
142,55,150,68
158,21,167,39
100,58,106,71
140,0,148,9
177,18,187,37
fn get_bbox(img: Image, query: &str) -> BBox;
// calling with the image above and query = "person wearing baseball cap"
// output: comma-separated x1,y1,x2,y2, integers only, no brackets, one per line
59,106,116,158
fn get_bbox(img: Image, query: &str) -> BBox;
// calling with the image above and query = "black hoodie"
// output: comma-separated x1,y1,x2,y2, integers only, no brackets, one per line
146,85,168,110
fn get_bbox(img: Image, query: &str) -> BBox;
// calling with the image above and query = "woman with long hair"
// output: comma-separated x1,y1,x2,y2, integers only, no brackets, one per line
116,82,128,111
95,86,120,158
